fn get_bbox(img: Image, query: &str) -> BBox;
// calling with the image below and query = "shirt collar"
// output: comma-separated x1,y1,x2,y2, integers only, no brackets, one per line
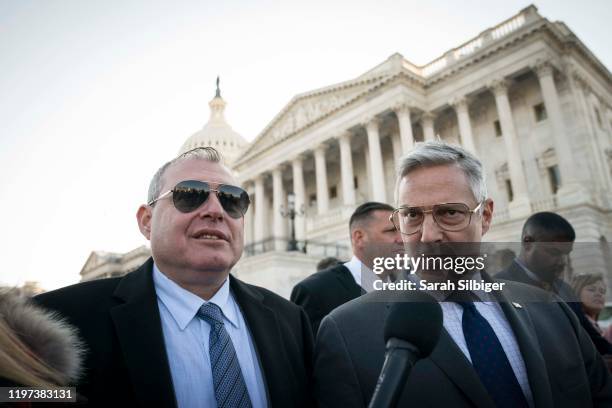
344,255,364,285
345,255,382,293
460,271,492,303
153,264,240,331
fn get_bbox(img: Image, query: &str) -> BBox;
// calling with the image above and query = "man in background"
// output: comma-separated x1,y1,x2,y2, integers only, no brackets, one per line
291,202,401,335
497,211,612,355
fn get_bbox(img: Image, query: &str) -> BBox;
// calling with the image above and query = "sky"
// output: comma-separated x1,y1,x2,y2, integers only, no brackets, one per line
1,0,610,291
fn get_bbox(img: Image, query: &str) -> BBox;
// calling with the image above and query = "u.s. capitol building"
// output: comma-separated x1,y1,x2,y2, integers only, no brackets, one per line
82,5,612,299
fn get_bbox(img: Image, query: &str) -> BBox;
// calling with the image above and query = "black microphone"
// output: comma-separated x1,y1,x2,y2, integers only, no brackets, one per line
368,291,443,408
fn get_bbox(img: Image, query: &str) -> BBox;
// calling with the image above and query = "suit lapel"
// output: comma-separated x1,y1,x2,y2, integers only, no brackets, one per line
381,299,495,407
230,276,294,407
428,329,497,408
334,265,363,298
426,271,555,408
495,285,555,408
110,259,177,407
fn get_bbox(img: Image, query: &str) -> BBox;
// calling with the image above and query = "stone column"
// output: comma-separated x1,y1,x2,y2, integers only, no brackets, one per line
395,104,415,152
254,175,266,242
365,117,387,202
339,131,356,206
534,61,581,203
452,97,477,153
391,132,402,169
314,144,329,214
291,156,306,241
490,79,530,217
568,70,612,191
422,112,436,141
244,182,254,246
272,167,285,251
364,146,371,199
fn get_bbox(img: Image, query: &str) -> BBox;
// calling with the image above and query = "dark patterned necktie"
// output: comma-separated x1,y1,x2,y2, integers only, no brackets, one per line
197,302,252,408
456,301,529,408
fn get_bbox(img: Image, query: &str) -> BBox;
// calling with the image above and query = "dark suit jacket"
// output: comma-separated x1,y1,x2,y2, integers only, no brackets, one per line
314,277,612,408
290,264,362,335
497,260,612,355
36,258,314,407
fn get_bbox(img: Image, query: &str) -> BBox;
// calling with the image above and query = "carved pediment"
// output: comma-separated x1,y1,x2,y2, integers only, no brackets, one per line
80,252,101,276
79,250,120,276
243,76,388,159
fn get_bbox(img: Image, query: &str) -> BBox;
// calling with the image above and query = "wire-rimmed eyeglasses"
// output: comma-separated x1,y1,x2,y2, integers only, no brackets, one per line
390,202,483,235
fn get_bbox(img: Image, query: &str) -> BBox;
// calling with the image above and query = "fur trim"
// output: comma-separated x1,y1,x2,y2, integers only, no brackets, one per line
0,292,85,383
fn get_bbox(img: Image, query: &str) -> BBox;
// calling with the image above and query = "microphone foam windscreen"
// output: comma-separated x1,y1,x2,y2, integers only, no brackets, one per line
383,291,443,357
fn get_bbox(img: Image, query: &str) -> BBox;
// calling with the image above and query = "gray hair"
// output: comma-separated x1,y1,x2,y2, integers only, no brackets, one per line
395,141,487,206
147,147,222,203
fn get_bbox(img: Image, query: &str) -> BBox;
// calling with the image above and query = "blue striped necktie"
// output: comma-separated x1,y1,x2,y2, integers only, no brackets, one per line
197,302,252,408
456,301,529,408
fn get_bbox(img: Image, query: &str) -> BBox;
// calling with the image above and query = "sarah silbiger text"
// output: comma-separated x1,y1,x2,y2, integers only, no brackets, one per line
373,279,505,293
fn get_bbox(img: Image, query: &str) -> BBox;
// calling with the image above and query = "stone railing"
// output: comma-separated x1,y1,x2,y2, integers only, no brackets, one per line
491,12,527,40
419,5,539,78
421,56,448,77
492,194,558,225
454,37,484,59
244,237,349,259
306,205,354,233
531,195,558,212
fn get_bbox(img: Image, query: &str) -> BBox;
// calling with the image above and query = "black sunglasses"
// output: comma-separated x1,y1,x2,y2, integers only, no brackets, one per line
148,180,250,219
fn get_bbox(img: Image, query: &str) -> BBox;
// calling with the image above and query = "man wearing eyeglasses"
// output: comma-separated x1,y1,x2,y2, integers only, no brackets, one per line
36,147,314,407
314,141,612,407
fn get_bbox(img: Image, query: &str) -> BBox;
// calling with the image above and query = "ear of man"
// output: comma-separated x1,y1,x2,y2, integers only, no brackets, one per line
136,205,152,240
351,227,365,248
480,199,494,236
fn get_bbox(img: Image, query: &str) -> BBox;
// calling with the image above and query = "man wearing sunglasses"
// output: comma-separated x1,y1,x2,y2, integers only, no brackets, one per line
314,141,612,407
36,147,314,407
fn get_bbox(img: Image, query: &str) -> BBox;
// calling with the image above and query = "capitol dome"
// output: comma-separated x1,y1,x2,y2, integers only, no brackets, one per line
179,78,248,167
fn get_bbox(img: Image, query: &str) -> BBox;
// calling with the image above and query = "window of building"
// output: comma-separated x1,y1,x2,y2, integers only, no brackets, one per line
354,177,359,189
329,185,337,199
505,179,514,202
309,194,316,206
494,120,502,137
534,103,547,122
595,107,602,127
547,165,561,194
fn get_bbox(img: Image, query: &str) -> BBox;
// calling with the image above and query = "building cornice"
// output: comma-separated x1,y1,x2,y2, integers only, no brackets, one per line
235,74,391,165
234,4,611,169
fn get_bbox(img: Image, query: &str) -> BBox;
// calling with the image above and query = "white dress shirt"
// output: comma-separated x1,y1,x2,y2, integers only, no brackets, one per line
344,256,379,293
153,265,267,408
